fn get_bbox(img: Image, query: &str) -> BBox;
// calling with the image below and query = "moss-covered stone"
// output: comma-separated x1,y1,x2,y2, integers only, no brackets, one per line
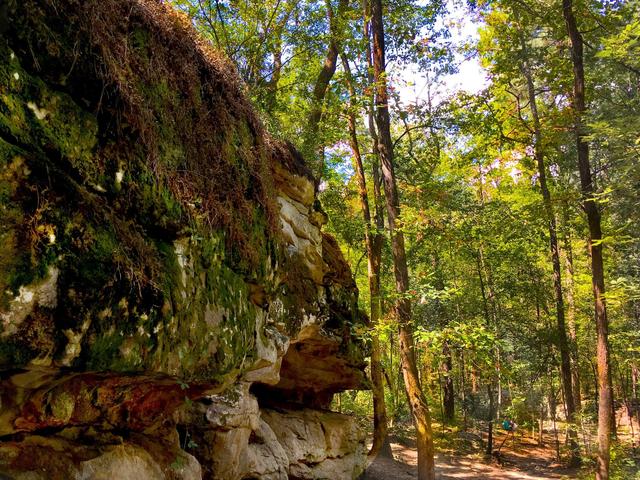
0,5,373,480
0,2,367,450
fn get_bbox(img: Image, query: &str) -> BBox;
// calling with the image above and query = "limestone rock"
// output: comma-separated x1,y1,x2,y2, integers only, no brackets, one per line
262,409,327,466
205,384,260,431
244,419,289,480
261,408,367,480
0,433,201,480
77,444,201,480
0,1,368,479
243,314,290,385
0,267,58,340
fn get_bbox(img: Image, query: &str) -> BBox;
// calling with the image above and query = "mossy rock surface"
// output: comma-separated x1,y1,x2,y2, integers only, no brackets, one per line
0,0,283,382
0,0,366,400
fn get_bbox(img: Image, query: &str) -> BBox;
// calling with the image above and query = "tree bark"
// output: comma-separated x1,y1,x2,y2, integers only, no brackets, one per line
521,51,580,466
341,53,392,460
476,249,497,456
562,2,612,478
264,37,282,113
303,0,348,168
442,340,455,422
432,253,454,423
550,385,561,461
370,0,435,477
562,201,582,415
486,383,494,456
362,0,385,234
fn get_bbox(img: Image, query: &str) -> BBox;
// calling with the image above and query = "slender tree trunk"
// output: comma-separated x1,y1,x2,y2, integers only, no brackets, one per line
551,385,560,461
611,375,617,439
442,340,455,422
363,0,392,453
263,3,297,113
461,350,468,430
341,53,392,460
539,404,545,446
486,383,494,456
432,253,454,423
497,348,502,420
521,54,580,466
476,250,497,456
303,0,348,169
562,201,582,415
362,0,385,234
563,2,612,478
370,0,435,477
264,38,282,113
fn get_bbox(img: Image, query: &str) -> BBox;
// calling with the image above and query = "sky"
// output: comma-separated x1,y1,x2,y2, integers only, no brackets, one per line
393,0,489,107
328,0,491,183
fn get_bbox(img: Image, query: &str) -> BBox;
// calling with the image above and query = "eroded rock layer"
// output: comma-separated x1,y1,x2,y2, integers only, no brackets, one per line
0,1,367,478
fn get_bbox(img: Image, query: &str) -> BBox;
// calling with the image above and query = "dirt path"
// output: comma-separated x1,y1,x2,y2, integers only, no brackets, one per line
362,434,578,480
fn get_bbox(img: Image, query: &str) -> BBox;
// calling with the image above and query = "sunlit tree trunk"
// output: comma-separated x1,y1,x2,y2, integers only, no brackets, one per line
363,0,393,452
341,53,392,460
563,2,612,478
370,0,435,477
520,49,580,466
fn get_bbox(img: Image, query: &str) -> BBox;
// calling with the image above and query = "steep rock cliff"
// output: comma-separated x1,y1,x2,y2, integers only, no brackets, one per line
0,1,368,478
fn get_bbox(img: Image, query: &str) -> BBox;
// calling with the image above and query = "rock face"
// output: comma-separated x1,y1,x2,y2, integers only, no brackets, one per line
260,409,366,480
0,1,367,478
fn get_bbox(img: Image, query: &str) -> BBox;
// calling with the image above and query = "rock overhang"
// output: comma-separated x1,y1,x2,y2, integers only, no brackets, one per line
0,1,368,478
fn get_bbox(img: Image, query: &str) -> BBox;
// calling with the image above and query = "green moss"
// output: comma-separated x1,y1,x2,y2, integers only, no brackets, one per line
136,168,185,233
71,228,120,289
49,390,75,422
0,43,98,175
0,147,27,304
85,333,124,371
0,340,35,366
0,55,274,381
131,28,151,54
0,7,344,387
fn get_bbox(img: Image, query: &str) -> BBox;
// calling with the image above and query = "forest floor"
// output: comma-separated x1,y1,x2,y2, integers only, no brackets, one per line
362,430,580,479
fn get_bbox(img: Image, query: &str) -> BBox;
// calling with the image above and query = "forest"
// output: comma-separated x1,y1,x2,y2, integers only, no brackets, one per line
0,0,638,479
166,0,639,478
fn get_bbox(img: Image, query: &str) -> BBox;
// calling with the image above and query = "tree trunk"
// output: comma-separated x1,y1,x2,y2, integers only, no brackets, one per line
370,0,435,477
264,38,282,113
432,253,454,423
303,0,348,170
521,53,580,466
362,0,385,235
550,386,560,461
562,2,612,478
341,53,392,460
442,341,455,422
486,383,494,456
539,404,545,446
562,201,582,415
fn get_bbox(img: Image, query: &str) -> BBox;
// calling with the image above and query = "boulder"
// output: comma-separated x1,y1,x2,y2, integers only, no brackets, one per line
0,1,368,478
261,408,367,480
0,433,201,480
